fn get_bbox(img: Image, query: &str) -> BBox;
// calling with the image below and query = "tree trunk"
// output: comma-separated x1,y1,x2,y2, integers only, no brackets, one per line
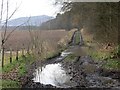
1,46,5,67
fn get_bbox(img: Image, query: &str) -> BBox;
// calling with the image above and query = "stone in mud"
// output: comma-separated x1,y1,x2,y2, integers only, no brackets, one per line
81,63,97,74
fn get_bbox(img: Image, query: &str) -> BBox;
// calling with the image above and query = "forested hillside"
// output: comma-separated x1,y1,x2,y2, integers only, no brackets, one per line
40,2,119,46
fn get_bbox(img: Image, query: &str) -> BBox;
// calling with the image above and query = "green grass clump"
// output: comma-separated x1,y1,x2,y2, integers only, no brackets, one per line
88,48,120,71
2,54,35,88
75,31,80,45
3,54,35,74
18,62,27,76
64,54,76,62
1,80,20,88
3,60,18,73
88,50,111,61
18,55,35,76
103,59,120,71
117,44,120,56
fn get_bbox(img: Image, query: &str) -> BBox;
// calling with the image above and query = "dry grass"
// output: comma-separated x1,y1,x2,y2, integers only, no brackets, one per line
1,30,68,51
1,29,75,65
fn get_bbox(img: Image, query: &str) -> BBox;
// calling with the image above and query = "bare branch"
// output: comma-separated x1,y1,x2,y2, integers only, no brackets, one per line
8,2,21,20
28,23,35,44
4,18,30,43
1,1,21,41
0,0,4,24
8,7,18,20
3,0,9,41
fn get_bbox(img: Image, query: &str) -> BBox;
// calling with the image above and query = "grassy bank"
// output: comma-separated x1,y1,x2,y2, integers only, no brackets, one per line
2,54,35,88
1,80,20,88
3,54,34,74
64,54,77,62
88,49,120,71
75,31,80,45
81,29,120,71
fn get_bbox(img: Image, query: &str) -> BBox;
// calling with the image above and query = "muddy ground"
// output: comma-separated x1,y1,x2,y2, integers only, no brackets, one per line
20,31,120,89
20,49,120,89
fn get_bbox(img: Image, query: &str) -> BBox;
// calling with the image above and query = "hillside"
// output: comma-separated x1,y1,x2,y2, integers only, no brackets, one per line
8,15,54,26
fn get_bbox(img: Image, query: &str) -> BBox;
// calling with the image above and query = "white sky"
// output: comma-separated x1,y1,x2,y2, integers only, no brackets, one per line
1,0,61,20
1,0,119,20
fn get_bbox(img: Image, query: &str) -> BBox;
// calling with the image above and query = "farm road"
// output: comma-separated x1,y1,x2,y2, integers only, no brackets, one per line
21,30,120,89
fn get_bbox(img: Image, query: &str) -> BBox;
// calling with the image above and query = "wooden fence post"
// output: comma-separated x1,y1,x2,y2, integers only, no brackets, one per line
22,44,24,57
27,46,30,55
16,48,18,61
31,45,35,54
10,47,12,63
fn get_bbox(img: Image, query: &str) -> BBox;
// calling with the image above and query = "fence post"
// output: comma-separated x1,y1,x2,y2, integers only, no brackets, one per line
16,48,18,61
10,47,12,63
22,44,24,57
27,46,30,55
30,45,34,55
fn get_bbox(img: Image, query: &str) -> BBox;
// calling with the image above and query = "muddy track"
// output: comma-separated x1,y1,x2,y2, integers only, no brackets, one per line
20,30,78,88
62,55,120,88
20,30,120,89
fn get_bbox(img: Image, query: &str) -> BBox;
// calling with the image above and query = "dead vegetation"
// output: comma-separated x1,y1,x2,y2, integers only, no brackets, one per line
0,30,68,51
1,29,75,65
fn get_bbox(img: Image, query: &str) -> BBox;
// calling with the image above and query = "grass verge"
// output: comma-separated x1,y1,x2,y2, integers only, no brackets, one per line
1,80,20,88
2,54,35,88
88,49,120,71
102,59,120,71
75,31,80,45
64,54,76,62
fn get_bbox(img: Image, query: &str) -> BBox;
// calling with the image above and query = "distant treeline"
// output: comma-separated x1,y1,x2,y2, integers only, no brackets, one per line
39,13,75,30
40,2,120,44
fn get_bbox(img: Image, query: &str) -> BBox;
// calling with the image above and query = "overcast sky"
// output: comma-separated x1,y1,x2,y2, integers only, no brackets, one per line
1,0,118,20
1,0,61,20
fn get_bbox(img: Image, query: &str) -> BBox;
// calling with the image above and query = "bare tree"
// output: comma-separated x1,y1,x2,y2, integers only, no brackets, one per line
31,30,44,71
27,22,48,71
0,0,28,67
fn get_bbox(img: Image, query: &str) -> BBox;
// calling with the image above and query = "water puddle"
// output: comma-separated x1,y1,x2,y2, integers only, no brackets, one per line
55,51,72,62
33,63,74,88
61,51,72,57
